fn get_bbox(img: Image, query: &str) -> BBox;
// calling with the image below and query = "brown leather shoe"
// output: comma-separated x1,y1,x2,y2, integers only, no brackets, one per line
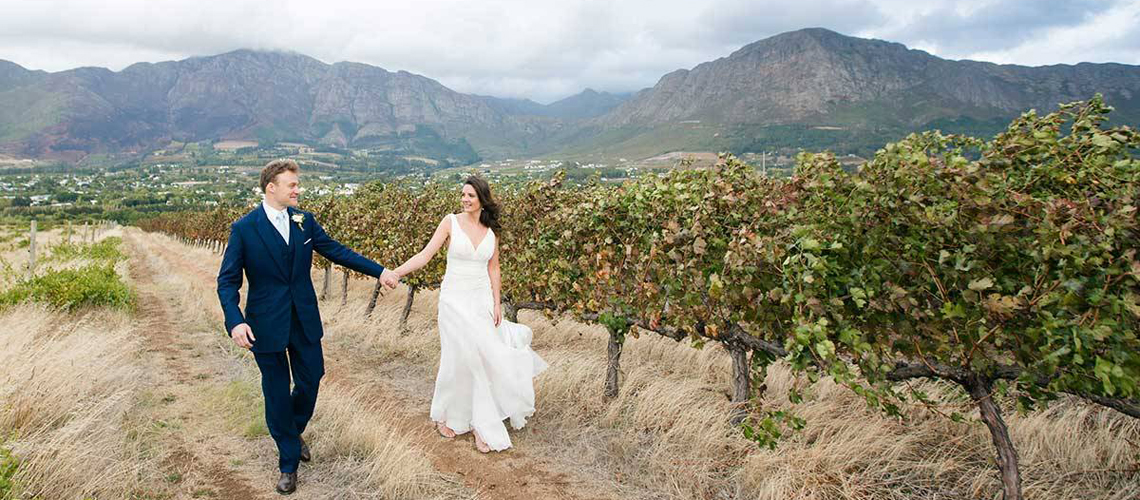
276,472,297,495
299,436,311,462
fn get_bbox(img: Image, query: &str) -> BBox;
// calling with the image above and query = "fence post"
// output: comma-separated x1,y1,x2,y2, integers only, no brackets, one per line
320,263,332,300
400,284,418,333
503,301,518,323
340,268,350,306
366,278,384,317
27,220,37,279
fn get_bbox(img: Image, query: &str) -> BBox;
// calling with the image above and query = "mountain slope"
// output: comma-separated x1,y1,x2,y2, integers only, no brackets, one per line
1,28,1137,163
0,50,540,162
479,89,629,120
579,28,1140,156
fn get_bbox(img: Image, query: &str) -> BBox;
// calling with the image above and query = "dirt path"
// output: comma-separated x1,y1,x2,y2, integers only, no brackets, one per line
125,229,607,500
323,358,589,500
125,231,270,499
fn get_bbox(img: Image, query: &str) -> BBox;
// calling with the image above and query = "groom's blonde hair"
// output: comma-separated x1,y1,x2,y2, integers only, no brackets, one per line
260,159,300,193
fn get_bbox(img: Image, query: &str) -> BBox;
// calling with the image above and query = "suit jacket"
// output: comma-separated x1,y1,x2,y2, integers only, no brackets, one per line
216,204,384,352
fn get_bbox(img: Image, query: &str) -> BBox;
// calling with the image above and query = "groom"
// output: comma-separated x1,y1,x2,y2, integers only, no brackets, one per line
216,159,396,494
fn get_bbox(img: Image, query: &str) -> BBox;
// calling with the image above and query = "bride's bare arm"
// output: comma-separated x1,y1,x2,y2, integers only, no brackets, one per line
393,216,450,278
488,239,501,306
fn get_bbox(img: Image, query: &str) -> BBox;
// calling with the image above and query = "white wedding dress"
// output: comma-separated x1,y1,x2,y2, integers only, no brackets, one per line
431,213,548,450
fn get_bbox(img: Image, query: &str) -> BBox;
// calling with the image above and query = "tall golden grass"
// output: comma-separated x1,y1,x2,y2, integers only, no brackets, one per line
0,227,155,498
0,303,155,498
7,225,1132,499
128,229,460,499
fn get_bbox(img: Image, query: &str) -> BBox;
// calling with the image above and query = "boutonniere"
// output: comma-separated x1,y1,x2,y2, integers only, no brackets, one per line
291,213,305,231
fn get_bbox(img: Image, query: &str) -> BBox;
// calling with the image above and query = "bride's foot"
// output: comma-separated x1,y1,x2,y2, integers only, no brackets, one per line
435,421,456,439
473,432,491,453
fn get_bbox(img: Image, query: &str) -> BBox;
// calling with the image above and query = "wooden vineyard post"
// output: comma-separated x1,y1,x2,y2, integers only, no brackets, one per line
399,284,418,333
27,220,36,279
503,301,518,323
366,278,383,317
340,268,349,306
320,263,332,300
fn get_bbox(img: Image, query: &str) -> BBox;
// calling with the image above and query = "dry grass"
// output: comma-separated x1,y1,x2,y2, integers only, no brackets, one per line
0,226,156,498
303,384,455,499
133,230,223,333
127,228,460,499
10,225,1131,499
0,227,460,499
321,270,1140,500
0,303,157,499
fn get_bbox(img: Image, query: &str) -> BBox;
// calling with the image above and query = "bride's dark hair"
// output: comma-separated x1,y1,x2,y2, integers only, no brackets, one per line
465,175,501,232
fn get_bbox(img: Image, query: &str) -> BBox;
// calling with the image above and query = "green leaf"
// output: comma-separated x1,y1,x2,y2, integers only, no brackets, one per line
1091,133,1116,148
968,277,994,291
708,273,724,300
815,339,836,359
850,287,867,308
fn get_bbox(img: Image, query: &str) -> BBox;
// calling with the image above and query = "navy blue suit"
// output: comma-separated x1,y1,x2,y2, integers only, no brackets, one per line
216,204,385,473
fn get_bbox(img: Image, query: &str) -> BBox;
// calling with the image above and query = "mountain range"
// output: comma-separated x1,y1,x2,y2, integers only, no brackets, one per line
1,28,1137,164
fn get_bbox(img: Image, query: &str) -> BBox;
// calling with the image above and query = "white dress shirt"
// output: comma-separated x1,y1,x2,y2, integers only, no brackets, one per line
263,201,290,244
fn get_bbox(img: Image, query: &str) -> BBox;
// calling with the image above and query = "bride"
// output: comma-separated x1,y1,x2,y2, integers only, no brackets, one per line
386,176,548,452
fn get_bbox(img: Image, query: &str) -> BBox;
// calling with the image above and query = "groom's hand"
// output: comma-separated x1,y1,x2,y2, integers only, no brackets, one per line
380,269,400,289
230,323,255,349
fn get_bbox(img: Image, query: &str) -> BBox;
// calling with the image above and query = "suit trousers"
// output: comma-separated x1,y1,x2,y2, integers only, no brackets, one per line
252,305,324,473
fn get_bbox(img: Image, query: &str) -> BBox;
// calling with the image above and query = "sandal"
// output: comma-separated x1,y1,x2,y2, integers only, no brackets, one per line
435,421,456,439
473,431,491,453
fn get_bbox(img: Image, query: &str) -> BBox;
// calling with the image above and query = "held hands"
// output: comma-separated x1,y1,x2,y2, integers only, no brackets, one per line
230,323,255,349
380,268,400,289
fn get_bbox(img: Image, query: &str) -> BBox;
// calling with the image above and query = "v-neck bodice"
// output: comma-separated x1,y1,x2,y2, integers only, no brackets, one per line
441,213,495,292
453,213,492,253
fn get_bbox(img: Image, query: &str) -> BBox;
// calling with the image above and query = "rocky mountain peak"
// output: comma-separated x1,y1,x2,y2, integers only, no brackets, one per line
0,29,1136,163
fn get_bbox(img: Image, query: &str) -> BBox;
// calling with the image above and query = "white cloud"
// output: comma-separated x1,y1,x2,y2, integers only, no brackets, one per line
0,0,1134,102
962,1,1140,65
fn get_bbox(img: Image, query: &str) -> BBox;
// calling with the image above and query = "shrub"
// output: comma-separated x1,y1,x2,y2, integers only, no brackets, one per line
0,445,17,498
47,237,125,263
0,264,132,311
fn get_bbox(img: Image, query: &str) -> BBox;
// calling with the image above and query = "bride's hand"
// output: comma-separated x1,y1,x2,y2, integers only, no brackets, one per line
380,269,400,289
492,303,502,327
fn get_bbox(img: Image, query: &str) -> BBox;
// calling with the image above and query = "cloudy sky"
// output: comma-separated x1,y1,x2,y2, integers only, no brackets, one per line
1,0,1137,103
